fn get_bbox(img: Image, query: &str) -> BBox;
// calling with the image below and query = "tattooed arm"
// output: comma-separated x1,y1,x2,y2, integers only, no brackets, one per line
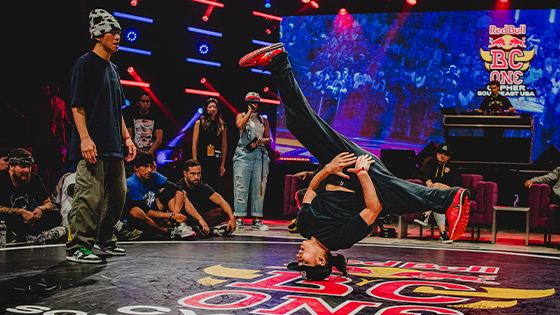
0,205,34,223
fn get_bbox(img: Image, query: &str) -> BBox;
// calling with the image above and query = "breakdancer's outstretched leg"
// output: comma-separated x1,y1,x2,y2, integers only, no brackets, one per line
239,43,470,281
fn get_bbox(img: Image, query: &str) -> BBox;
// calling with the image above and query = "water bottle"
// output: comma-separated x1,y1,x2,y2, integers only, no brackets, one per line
0,220,7,248
514,194,519,207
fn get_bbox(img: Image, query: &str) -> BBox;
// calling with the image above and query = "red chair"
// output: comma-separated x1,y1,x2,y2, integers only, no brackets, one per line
399,174,498,241
463,174,498,241
528,183,560,245
284,174,306,217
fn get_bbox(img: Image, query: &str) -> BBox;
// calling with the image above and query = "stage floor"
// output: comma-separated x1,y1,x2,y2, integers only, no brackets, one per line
1,225,560,315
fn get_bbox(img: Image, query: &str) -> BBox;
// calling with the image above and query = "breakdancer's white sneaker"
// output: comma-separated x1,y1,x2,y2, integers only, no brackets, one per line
446,188,470,241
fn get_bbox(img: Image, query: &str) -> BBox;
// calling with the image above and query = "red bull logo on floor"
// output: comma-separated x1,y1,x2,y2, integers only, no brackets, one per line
6,260,555,314
478,24,536,97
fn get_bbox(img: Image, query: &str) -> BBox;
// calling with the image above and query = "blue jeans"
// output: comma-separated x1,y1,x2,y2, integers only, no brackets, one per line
232,145,269,217
267,51,458,215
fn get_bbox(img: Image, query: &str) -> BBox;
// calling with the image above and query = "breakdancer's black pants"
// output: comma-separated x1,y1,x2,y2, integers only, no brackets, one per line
267,51,458,215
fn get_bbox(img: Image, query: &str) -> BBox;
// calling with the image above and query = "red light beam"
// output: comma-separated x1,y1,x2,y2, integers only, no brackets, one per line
263,86,281,101
126,66,180,129
203,5,214,21
120,80,150,88
200,78,239,115
260,98,281,105
252,11,283,21
185,88,220,97
191,0,224,8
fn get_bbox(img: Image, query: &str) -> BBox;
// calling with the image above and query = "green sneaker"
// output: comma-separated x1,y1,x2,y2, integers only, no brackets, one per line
66,247,102,264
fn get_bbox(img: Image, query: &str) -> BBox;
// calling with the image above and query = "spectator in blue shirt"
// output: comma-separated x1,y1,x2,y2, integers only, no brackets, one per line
124,153,186,236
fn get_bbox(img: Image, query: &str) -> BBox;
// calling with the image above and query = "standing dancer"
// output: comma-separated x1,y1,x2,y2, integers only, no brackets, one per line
239,43,470,280
66,9,136,263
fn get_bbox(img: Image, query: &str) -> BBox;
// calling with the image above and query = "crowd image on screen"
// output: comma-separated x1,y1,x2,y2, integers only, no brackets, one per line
278,9,560,160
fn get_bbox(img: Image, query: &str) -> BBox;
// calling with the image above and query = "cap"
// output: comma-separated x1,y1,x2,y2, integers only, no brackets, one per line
287,262,332,281
245,92,261,103
89,9,121,39
133,152,154,168
437,143,452,155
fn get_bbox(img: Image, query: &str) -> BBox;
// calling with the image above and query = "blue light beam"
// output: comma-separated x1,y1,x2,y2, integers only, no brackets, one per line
113,12,154,23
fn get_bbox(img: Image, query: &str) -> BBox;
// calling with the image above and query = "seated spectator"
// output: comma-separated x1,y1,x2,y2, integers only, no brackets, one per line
525,166,560,250
0,148,65,243
0,148,10,175
176,159,236,236
525,166,560,206
55,167,76,229
124,153,192,238
412,143,461,244
54,165,142,241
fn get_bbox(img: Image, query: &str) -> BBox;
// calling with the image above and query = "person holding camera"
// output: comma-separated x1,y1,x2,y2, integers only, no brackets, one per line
232,92,271,231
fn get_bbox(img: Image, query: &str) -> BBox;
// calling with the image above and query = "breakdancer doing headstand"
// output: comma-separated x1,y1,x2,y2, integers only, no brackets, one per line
239,43,470,281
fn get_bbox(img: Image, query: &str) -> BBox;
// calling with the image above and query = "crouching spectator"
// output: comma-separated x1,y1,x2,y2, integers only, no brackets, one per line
0,148,65,243
177,159,236,236
55,166,142,241
124,153,193,238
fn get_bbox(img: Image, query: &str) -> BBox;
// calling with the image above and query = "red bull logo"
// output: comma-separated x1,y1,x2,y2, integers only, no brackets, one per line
478,24,536,97
4,259,557,314
488,35,527,49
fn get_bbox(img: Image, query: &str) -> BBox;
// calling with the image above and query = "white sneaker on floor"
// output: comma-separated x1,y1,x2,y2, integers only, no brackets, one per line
172,224,196,239
252,220,269,231
93,243,126,256
26,226,67,244
439,231,453,244
212,224,230,237
66,247,102,263
236,219,244,231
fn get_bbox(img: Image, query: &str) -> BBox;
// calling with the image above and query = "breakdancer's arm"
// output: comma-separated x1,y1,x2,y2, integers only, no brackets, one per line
302,152,357,204
349,155,382,225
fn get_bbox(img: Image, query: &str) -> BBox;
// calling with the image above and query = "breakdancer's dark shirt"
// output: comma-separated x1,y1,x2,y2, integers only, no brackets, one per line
297,182,373,251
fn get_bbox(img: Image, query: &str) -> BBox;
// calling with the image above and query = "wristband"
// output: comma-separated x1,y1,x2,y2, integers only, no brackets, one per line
36,206,44,212
125,135,131,140
170,213,173,219
356,167,365,175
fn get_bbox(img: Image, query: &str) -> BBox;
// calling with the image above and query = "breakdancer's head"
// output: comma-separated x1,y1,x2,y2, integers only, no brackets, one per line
287,237,348,281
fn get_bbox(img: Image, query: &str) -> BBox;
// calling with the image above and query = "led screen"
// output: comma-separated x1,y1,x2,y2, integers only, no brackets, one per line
277,9,559,162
